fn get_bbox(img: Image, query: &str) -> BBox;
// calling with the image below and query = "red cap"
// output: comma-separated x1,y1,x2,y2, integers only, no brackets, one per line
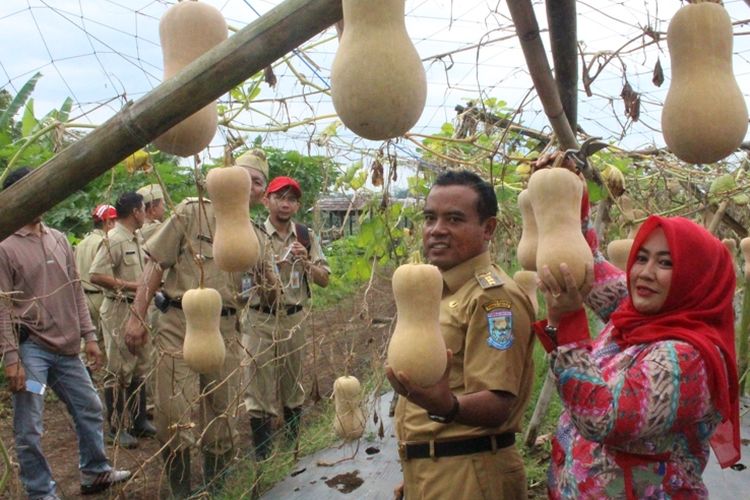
92,204,117,221
266,176,302,198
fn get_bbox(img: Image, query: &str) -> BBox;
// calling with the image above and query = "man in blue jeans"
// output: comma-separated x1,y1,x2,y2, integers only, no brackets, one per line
0,167,131,499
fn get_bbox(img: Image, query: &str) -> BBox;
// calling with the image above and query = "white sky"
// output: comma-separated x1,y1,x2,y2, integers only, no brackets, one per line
1,0,750,171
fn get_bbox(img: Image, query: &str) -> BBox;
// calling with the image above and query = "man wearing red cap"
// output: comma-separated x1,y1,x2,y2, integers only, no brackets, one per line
75,203,118,359
243,175,330,459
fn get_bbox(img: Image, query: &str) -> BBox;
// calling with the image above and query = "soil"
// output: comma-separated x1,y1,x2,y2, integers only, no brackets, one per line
0,272,396,500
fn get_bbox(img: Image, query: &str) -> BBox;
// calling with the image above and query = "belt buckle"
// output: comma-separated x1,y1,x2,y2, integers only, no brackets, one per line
398,441,408,461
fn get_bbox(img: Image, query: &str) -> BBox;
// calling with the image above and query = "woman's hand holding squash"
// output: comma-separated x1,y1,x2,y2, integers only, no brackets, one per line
538,262,593,325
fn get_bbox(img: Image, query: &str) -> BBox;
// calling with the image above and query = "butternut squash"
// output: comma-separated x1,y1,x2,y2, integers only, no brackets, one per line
206,166,259,272
182,287,225,374
387,264,446,387
330,0,427,140
332,376,366,440
517,189,538,271
740,237,750,281
606,239,634,272
153,1,228,157
722,237,737,257
662,1,748,164
512,270,539,316
527,168,593,289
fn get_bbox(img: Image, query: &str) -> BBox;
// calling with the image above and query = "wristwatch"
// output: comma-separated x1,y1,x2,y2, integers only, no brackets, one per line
428,393,460,424
543,324,558,341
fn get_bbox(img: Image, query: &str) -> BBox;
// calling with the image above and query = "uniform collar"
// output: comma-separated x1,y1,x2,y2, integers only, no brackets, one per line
264,217,296,238
440,251,491,294
114,221,136,239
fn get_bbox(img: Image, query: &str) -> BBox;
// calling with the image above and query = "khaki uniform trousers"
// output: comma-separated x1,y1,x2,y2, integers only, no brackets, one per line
154,306,242,455
83,291,105,356
241,308,306,418
402,445,526,500
100,298,153,388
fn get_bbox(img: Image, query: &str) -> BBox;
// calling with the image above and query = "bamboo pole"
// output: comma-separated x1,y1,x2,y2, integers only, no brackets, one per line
506,0,578,150
0,0,342,242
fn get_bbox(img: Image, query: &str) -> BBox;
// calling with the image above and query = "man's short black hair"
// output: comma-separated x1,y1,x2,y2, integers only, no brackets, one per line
3,167,32,190
432,170,498,221
115,192,144,219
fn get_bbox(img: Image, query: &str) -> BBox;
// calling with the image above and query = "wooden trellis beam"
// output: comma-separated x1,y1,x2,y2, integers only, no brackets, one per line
546,0,578,131
0,0,343,242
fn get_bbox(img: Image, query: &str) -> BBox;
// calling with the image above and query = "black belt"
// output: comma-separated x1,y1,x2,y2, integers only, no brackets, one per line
166,295,236,317
250,304,303,316
399,433,515,460
84,289,102,295
104,295,134,303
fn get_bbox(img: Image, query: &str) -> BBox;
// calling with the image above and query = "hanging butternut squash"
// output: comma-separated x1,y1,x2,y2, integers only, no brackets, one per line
606,239,634,272
205,166,259,272
182,287,226,374
153,0,228,157
330,0,427,140
387,264,446,387
662,1,748,164
517,189,538,271
513,270,539,316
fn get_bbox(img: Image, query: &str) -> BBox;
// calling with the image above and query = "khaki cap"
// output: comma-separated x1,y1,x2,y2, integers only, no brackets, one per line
137,184,164,204
235,149,269,180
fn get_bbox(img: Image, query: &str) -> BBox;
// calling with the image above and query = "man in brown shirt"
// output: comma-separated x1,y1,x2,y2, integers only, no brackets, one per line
242,176,330,459
75,204,117,355
123,149,275,497
0,167,131,499
90,191,156,448
386,170,535,499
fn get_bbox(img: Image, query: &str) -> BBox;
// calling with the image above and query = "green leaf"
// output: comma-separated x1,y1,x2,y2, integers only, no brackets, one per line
0,72,42,131
21,99,38,137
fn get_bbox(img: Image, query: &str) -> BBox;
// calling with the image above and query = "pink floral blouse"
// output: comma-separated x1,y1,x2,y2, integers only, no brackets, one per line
547,252,722,499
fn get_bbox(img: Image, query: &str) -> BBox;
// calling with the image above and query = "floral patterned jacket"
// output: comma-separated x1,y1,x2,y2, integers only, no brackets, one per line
546,248,722,499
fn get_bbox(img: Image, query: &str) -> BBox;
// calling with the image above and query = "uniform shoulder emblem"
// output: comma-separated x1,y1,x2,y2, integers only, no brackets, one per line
483,299,514,350
475,269,504,289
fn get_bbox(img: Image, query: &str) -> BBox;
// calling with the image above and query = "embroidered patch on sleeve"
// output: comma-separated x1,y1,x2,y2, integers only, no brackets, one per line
486,307,514,350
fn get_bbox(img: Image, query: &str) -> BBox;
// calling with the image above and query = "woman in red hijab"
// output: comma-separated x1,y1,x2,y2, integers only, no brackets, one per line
535,215,739,499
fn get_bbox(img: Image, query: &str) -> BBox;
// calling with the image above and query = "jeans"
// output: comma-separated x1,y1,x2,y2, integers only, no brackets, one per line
12,340,111,499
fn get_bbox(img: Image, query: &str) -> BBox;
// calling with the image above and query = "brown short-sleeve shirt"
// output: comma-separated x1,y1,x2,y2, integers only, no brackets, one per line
144,198,245,307
89,222,145,300
396,251,535,442
263,219,329,306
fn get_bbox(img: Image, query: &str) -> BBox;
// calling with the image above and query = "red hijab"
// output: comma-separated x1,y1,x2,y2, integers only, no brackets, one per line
610,215,740,468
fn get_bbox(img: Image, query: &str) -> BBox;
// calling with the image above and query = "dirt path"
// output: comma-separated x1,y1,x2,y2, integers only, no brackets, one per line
0,274,395,500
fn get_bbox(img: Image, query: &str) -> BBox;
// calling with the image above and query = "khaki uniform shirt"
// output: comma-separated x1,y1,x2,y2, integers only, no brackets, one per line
395,251,535,442
263,218,329,306
139,219,162,245
0,224,96,365
238,222,274,308
144,198,241,307
75,228,106,293
89,222,145,300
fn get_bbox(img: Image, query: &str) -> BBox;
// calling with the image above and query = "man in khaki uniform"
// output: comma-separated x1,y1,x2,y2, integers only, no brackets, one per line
386,170,535,500
136,183,166,243
75,204,117,358
242,176,330,460
123,149,274,498
90,192,156,449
